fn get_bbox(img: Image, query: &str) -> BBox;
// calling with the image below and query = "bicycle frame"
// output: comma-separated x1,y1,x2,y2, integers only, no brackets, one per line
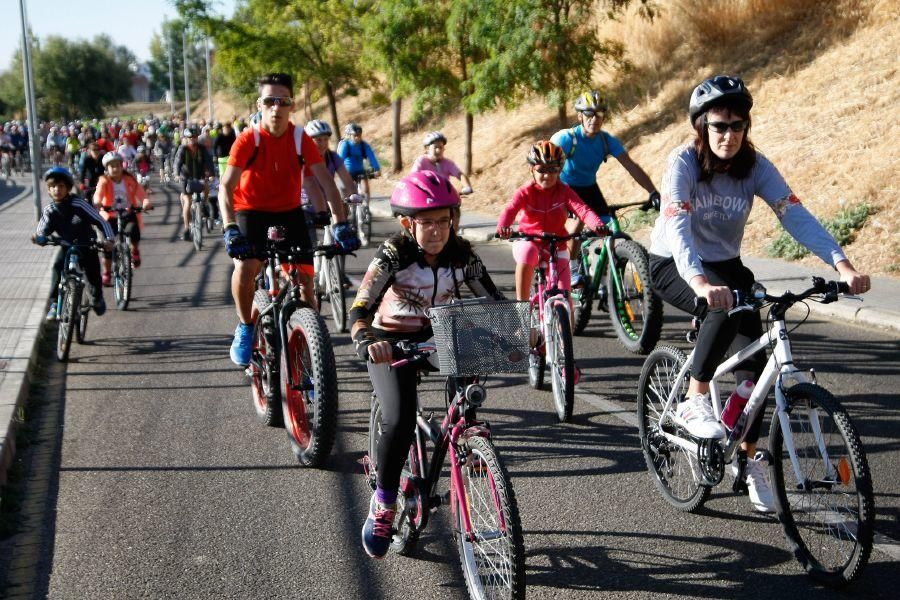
529,240,572,364
579,212,634,315
657,316,819,480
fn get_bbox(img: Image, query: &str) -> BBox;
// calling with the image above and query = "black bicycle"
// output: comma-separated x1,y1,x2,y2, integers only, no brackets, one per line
45,238,101,362
186,178,206,251
248,226,347,467
108,204,148,310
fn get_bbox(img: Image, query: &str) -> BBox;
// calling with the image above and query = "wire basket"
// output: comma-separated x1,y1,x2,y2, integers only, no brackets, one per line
425,299,532,376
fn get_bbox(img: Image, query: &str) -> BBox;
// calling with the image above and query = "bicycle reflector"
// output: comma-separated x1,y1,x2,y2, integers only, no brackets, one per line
837,457,852,486
267,226,286,241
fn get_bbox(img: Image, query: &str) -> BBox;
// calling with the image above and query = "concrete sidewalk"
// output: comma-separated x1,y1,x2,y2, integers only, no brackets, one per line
0,177,56,489
370,196,900,334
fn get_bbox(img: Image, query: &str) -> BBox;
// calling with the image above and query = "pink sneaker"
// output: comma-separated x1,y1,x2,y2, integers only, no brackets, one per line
131,247,141,267
102,271,112,287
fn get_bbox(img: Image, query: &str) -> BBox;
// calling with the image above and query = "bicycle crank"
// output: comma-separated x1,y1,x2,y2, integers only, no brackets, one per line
697,438,725,486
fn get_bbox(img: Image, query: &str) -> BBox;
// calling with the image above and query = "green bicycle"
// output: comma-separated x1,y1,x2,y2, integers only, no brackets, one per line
571,200,663,354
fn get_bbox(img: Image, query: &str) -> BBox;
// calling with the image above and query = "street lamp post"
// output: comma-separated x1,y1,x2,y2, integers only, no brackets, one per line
18,0,41,219
205,37,213,122
182,29,191,123
165,17,175,116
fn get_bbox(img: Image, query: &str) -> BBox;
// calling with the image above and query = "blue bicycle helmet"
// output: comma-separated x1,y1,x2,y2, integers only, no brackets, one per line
43,166,74,188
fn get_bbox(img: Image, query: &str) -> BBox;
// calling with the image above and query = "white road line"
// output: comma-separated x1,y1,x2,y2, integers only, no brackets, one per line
573,383,900,560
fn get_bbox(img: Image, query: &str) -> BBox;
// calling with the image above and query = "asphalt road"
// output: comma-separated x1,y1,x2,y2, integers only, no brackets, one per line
1,185,898,599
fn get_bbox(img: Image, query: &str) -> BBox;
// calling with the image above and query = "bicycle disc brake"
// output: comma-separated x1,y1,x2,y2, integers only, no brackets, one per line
697,439,724,486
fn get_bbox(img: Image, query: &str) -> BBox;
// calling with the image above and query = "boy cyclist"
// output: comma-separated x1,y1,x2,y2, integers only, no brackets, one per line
350,171,503,559
337,122,380,200
33,167,114,319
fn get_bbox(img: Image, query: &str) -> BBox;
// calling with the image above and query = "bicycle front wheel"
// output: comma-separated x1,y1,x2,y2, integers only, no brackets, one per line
113,243,132,310
455,435,526,600
607,239,662,355
637,345,710,512
191,201,203,251
250,291,283,427
548,302,574,422
769,383,874,586
76,285,90,344
56,281,78,362
280,307,338,467
323,256,346,333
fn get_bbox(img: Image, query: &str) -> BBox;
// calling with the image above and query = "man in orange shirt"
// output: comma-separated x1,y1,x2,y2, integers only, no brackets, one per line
219,72,358,366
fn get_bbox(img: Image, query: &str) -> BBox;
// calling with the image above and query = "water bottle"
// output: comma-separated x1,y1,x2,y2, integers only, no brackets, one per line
721,380,755,431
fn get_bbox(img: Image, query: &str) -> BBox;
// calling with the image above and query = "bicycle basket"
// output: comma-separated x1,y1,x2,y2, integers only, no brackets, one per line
425,299,531,376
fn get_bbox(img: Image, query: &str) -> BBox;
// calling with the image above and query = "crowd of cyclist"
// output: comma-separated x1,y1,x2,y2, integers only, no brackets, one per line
22,71,872,569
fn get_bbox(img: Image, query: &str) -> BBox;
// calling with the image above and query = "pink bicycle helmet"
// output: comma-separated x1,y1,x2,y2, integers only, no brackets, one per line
390,170,460,217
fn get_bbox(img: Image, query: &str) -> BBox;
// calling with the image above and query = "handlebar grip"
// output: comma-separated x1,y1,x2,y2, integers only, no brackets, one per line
836,281,850,294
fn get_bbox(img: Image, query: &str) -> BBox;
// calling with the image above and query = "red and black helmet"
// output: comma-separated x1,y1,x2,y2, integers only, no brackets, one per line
526,141,565,168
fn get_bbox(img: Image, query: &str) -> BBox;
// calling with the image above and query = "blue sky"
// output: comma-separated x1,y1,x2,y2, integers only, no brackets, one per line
1,0,237,67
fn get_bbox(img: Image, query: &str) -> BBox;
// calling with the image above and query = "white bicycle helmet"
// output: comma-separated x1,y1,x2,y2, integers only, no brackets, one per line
304,119,333,138
422,131,447,147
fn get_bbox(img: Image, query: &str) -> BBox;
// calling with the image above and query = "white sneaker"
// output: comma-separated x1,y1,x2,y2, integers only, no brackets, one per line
743,452,776,513
673,393,726,439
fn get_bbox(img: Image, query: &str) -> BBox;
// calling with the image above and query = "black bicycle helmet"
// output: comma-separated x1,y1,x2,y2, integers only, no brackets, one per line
43,166,74,188
689,75,753,125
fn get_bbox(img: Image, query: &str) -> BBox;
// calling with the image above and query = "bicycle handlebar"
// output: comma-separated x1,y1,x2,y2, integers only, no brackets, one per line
44,237,103,250
495,230,604,243
389,341,437,369
693,277,854,317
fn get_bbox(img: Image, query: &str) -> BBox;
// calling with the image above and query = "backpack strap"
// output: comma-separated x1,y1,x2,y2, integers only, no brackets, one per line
244,124,304,169
566,125,609,163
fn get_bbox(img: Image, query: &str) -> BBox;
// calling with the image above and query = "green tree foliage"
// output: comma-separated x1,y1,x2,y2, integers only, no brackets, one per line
0,36,133,121
147,19,208,103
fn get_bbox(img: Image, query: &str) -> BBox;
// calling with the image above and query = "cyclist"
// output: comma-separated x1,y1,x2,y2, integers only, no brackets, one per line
213,121,236,177
153,133,174,181
219,72,358,367
411,131,473,194
78,143,105,197
350,170,504,559
174,128,215,241
336,122,380,199
65,129,81,171
33,167,113,319
647,75,870,512
134,145,153,183
116,137,137,169
93,152,153,281
550,90,659,286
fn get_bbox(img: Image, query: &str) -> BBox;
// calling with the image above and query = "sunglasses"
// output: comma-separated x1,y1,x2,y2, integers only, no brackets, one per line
707,119,748,134
581,110,606,120
260,96,294,108
534,166,561,174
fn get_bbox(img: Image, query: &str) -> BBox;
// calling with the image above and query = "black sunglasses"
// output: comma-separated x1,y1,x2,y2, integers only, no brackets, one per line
581,110,606,120
534,166,561,174
707,119,748,134
260,96,294,108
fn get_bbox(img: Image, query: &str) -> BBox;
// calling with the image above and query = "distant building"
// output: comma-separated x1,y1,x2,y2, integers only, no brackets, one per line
130,63,152,103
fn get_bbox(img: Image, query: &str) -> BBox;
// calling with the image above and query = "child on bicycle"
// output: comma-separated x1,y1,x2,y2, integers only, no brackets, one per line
350,170,504,559
336,122,380,199
32,167,114,319
411,131,473,195
496,141,607,302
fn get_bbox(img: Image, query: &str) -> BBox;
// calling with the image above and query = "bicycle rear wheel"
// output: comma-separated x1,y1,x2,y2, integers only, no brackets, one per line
76,286,90,343
356,202,370,247
250,291,283,427
323,256,346,333
607,239,662,355
572,273,594,336
769,383,874,586
280,307,338,467
548,302,574,422
637,345,711,512
113,243,132,310
56,281,78,362
191,201,203,251
455,435,526,600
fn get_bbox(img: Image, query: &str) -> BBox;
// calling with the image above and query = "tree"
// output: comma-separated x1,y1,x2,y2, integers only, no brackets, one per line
147,19,208,104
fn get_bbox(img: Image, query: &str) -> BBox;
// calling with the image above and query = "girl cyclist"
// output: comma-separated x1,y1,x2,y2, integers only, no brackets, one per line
411,130,473,195
647,75,870,512
337,122,380,199
349,171,503,559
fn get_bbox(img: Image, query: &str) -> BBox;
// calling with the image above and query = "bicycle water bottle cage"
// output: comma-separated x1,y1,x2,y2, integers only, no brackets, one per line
267,226,286,241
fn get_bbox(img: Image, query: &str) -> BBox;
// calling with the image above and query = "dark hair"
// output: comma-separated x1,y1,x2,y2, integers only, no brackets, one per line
692,101,756,181
258,73,294,96
45,174,73,189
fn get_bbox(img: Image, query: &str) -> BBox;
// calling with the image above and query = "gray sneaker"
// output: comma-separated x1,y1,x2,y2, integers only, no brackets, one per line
733,451,776,513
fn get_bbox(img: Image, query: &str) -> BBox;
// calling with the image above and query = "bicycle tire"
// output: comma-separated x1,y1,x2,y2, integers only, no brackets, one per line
250,290,283,427
191,201,203,251
280,307,338,467
113,243,132,310
636,345,711,512
75,286,90,344
455,435,526,600
368,396,426,556
357,202,370,247
769,383,874,586
56,281,78,362
607,239,662,355
527,286,545,390
548,302,575,422
324,255,346,333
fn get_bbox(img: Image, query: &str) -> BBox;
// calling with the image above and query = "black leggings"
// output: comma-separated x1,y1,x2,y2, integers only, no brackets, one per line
368,361,420,493
649,255,768,443
50,247,102,302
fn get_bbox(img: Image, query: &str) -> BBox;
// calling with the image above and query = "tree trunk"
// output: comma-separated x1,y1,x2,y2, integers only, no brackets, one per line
558,104,567,129
464,112,474,177
391,96,402,173
326,82,339,136
304,80,313,121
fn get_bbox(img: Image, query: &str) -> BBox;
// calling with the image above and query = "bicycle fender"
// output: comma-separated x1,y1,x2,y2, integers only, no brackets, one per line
458,424,491,442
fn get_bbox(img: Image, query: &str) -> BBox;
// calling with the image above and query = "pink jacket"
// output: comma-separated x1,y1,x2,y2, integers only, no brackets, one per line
497,181,602,236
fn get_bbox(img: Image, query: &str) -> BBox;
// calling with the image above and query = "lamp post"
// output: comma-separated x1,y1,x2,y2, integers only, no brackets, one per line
18,0,41,219
182,29,191,123
205,37,213,121
165,17,175,115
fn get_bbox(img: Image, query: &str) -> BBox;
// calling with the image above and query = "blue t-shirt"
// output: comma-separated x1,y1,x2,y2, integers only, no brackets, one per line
550,125,625,187
336,139,380,175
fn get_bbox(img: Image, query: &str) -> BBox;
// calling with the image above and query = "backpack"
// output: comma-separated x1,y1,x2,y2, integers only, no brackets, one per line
565,125,608,164
244,123,305,169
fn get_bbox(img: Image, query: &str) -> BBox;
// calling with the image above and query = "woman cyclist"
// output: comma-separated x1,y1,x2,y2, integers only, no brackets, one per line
336,122,380,199
350,171,504,559
411,131,473,195
647,75,870,512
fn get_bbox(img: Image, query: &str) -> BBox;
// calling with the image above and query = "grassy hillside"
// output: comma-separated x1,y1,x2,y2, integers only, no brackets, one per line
343,0,897,276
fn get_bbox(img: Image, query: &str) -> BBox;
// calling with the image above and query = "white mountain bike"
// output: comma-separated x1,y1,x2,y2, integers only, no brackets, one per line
637,277,874,587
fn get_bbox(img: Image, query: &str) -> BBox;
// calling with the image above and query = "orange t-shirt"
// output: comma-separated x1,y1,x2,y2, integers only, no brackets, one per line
228,123,323,213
